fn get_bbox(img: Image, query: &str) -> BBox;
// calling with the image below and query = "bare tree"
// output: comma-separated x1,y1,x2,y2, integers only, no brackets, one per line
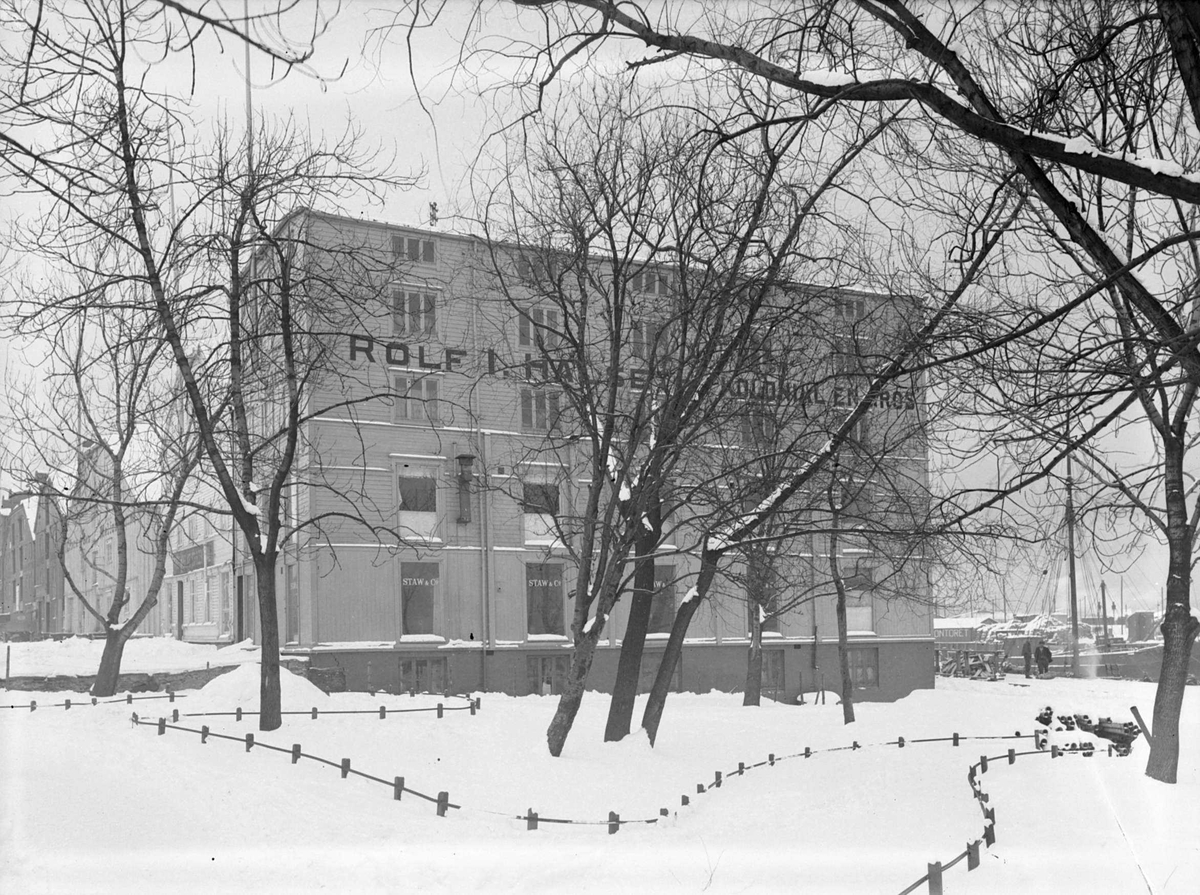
0,1,420,729
4,301,200,696
489,0,1200,782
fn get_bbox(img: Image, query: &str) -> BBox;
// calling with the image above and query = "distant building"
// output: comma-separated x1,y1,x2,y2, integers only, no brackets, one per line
1,485,65,636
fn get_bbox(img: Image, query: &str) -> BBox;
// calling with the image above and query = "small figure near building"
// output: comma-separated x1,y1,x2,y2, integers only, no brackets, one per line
1022,639,1033,678
1034,641,1052,676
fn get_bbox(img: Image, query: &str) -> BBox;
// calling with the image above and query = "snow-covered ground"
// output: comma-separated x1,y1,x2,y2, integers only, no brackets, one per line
2,657,1196,894
0,636,259,677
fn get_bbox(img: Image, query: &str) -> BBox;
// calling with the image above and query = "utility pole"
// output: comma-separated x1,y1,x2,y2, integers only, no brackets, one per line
1065,453,1080,676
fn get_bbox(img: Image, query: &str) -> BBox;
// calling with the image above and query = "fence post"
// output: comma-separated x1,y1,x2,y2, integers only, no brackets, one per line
768,753,775,766
437,791,449,816
470,701,476,716
64,698,70,710
697,783,705,794
979,755,988,773
1007,748,1016,765
292,744,301,764
127,693,132,704
953,732,959,746
681,794,689,806
172,708,179,723
804,747,811,758
201,725,210,744
394,776,404,800
245,733,254,752
898,736,905,748
236,707,242,721
91,697,97,705
967,840,980,870
926,861,943,895
984,823,996,846
341,758,350,778
312,707,318,720
737,762,745,776
437,703,444,719
379,706,386,719
30,699,36,712
608,811,619,834
169,690,175,703
526,809,538,830
714,771,722,788
157,718,165,735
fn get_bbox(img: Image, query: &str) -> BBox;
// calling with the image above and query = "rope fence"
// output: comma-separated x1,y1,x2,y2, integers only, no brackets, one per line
2,689,476,716
127,708,1138,893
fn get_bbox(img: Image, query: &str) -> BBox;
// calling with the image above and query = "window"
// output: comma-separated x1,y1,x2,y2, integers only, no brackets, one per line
398,474,438,513
518,307,560,349
527,654,569,695
647,564,676,634
394,375,440,424
188,577,197,624
521,482,560,516
526,562,564,636
401,561,439,635
401,657,446,693
631,320,660,361
846,647,879,688
520,387,560,431
391,288,437,337
834,296,866,321
631,269,672,295
393,234,436,264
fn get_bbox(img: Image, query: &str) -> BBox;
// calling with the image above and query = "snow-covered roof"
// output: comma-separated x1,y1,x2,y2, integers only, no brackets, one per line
933,616,995,629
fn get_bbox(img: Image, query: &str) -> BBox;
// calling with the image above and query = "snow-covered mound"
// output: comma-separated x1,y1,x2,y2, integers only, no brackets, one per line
1,635,259,678
186,662,330,713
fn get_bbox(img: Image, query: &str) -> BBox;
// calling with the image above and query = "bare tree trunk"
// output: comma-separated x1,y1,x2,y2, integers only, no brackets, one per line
547,633,602,756
605,517,660,741
642,554,718,745
255,555,282,731
92,627,133,697
744,618,763,707
1146,436,1198,782
834,578,856,725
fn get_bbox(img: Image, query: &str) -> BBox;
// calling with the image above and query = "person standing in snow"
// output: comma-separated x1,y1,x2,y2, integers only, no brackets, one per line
1022,640,1033,678
1034,641,1052,675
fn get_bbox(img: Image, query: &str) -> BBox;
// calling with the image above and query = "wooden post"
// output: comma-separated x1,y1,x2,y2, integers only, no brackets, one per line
172,708,179,722
470,701,476,716
311,707,318,720
737,762,745,776
768,753,775,766
201,726,210,744
681,794,689,806
245,733,254,752
714,771,722,788
953,732,959,746
979,755,988,773
898,736,905,748
91,697,97,705
1007,748,1015,765
526,809,538,830
64,699,70,710
394,777,404,800
608,811,619,834
927,861,943,895
126,693,133,704
474,697,481,710
697,783,705,794
659,808,668,817
292,744,301,764
967,840,980,870
984,823,995,846
236,707,242,721
341,758,350,778
379,706,386,719
804,747,811,758
437,791,449,816
168,690,175,702
437,703,444,719
157,718,165,735
30,700,36,712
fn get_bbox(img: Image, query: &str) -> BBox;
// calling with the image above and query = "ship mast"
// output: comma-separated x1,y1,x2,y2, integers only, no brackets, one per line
1065,452,1080,675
